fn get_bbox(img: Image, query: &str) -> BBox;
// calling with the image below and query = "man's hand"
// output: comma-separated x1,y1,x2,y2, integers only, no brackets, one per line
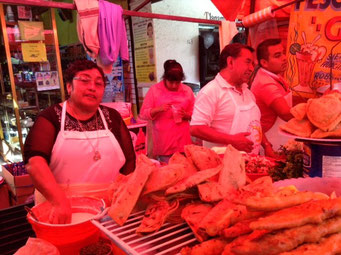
264,144,277,158
230,132,254,152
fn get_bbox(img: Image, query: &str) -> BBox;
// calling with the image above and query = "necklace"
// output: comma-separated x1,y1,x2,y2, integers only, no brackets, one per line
69,104,101,161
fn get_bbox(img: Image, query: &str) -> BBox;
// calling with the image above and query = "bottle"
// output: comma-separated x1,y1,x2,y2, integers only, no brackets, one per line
13,25,20,41
6,6,15,22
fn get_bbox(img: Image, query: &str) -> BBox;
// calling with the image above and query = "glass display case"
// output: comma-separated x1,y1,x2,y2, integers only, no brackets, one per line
0,4,65,163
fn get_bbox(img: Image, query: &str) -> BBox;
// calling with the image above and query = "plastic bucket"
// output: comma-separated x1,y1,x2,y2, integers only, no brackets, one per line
27,196,105,255
303,142,341,177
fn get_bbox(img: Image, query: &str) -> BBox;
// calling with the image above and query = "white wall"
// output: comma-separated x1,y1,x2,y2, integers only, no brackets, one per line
152,0,223,84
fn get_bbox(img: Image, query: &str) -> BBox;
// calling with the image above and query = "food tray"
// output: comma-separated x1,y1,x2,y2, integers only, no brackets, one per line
279,130,341,144
92,211,198,255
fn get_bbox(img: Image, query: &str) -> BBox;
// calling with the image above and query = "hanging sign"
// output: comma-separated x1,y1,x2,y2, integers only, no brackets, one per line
22,43,47,62
130,0,156,86
18,21,45,41
285,0,341,99
35,71,60,91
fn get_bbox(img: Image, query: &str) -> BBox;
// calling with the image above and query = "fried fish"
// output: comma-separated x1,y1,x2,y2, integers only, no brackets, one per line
279,232,341,255
232,216,341,255
244,191,329,212
250,198,341,231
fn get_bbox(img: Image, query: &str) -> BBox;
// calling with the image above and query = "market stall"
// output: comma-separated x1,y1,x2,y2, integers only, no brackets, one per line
1,0,341,254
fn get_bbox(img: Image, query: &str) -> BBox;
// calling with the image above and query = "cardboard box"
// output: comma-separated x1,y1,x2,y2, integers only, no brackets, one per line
9,192,32,206
2,166,34,197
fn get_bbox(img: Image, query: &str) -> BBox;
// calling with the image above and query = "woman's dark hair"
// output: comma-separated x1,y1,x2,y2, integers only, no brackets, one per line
63,59,106,84
162,59,185,81
219,43,254,70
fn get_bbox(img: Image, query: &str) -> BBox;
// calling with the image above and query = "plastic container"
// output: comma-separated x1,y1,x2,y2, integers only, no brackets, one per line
27,196,105,255
171,105,182,123
303,142,341,177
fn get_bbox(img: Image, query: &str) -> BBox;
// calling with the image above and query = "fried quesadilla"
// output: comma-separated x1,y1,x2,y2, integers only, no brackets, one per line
108,154,155,226
280,118,315,137
290,102,307,121
142,163,185,195
219,144,246,190
307,96,341,131
184,144,222,171
181,203,213,242
311,122,341,139
165,164,223,195
169,152,198,178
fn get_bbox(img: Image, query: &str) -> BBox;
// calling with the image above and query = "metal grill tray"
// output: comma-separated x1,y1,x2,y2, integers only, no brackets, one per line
92,211,198,255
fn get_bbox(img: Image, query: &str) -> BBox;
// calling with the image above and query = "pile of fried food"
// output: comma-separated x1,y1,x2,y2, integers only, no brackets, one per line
244,154,276,174
106,144,341,255
280,91,341,138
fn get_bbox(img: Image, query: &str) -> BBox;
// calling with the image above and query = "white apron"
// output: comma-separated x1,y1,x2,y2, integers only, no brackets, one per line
204,89,262,155
265,89,292,151
50,101,126,184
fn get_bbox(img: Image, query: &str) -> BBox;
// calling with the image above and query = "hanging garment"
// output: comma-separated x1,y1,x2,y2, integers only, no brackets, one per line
74,0,100,58
97,0,129,73
219,20,238,49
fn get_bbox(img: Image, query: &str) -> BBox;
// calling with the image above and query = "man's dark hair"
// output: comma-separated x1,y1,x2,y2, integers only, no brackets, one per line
162,59,185,81
64,59,106,84
257,38,282,66
219,43,254,70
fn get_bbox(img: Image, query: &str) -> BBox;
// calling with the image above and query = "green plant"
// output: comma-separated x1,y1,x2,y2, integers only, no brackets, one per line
268,141,304,181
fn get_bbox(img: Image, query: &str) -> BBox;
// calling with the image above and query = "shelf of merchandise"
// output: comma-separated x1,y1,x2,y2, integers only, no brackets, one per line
0,4,65,163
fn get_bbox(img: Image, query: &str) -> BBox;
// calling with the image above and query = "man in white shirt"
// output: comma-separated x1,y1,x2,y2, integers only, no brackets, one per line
190,43,261,154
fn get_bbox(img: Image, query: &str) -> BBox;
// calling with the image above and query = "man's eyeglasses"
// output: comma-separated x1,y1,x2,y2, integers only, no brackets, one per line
73,75,105,87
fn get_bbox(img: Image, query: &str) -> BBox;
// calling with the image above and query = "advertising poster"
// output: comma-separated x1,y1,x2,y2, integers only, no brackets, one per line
130,0,156,86
285,0,341,100
35,71,60,91
103,57,125,102
17,6,32,20
22,43,47,62
18,21,45,41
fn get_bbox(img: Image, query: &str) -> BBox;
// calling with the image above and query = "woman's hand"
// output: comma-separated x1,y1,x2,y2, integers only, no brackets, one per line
178,108,191,121
150,103,172,118
159,103,172,112
49,196,72,224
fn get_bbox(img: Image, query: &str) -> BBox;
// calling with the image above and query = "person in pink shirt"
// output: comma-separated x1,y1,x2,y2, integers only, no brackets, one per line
251,39,293,157
139,60,195,163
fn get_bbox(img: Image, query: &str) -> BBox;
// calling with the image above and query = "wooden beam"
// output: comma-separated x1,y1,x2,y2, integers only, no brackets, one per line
0,0,222,25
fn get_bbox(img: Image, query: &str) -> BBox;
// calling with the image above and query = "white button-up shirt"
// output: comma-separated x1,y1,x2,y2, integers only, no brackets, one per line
190,73,256,135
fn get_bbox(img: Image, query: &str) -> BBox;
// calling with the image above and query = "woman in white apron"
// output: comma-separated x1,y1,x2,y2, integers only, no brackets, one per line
24,60,136,224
